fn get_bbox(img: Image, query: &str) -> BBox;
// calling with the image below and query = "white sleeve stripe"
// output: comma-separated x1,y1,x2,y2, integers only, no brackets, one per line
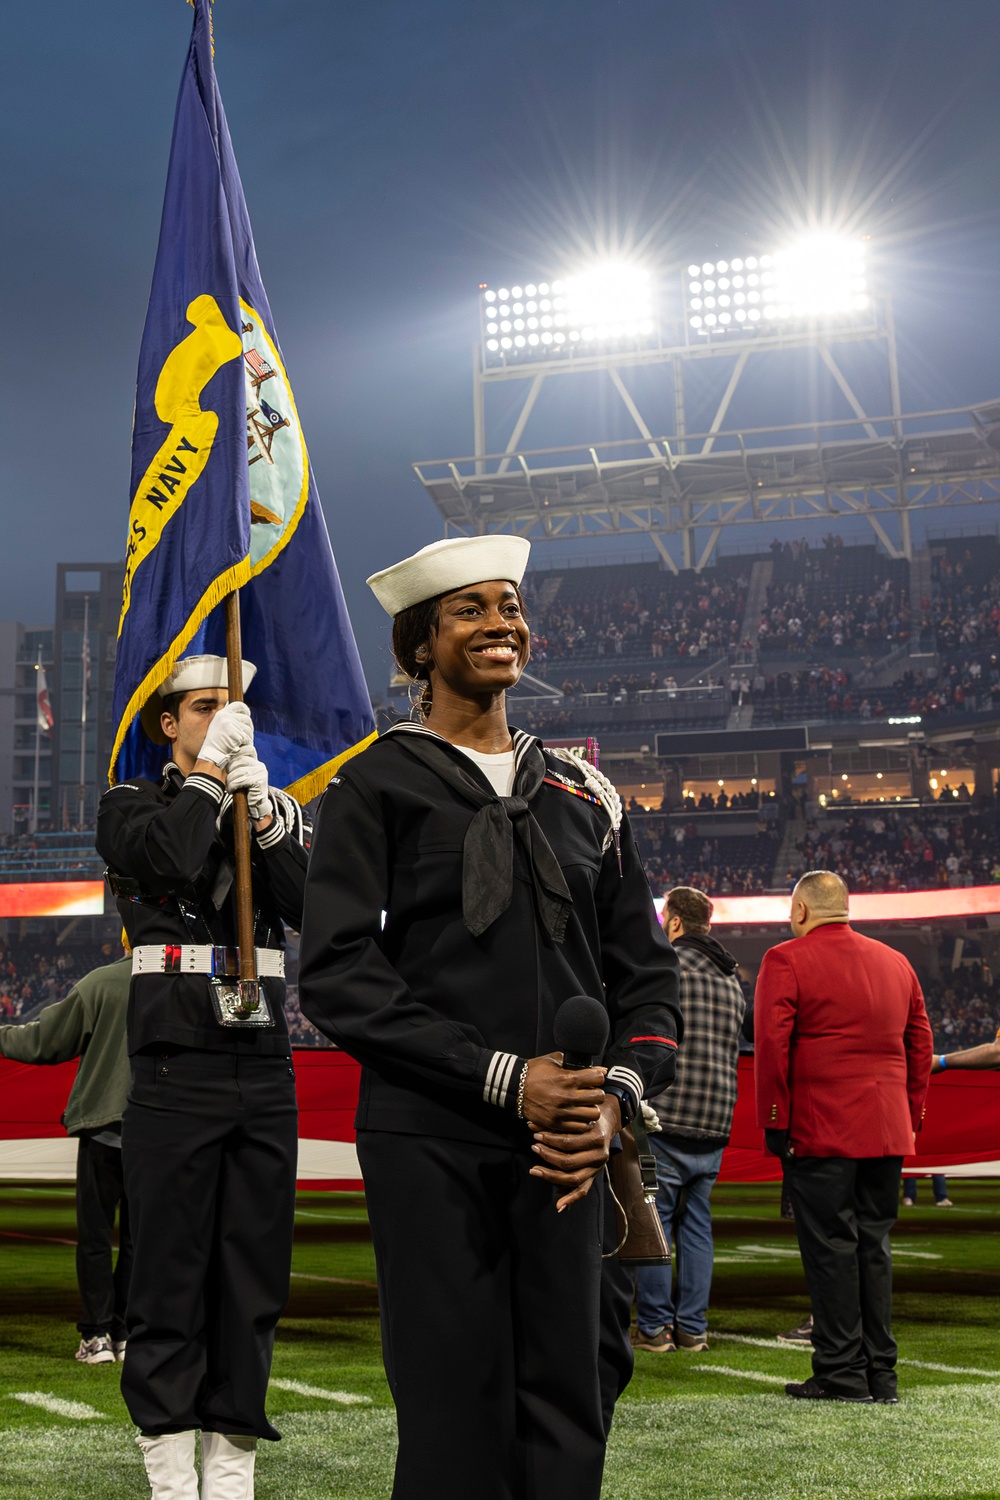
484,1050,518,1108
185,773,224,805
255,819,285,850
606,1065,643,1110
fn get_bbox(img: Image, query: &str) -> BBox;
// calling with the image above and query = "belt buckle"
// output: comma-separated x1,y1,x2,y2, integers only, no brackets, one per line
209,978,273,1028
163,944,183,975
211,946,239,978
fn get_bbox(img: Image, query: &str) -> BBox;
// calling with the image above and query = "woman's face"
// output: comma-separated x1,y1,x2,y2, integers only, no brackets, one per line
427,579,530,700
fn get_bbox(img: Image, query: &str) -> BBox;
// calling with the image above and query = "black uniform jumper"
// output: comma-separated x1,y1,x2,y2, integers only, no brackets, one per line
299,725,681,1500
96,763,307,1439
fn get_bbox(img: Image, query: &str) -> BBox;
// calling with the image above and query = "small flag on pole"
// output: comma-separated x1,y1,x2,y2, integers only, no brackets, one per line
81,623,91,700
36,665,54,733
110,0,374,798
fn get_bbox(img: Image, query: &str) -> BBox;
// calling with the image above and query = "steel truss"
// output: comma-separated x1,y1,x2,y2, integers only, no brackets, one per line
420,292,1000,567
415,399,1000,569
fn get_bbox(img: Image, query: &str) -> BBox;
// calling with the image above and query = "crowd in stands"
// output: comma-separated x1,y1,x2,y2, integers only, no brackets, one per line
631,815,780,898
0,935,120,1021
524,565,747,666
783,807,999,894
674,789,772,813
756,572,910,655
930,549,1000,652
0,831,103,881
923,961,999,1050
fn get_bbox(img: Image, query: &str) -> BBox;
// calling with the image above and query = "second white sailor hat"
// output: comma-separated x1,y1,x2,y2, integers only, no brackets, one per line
140,654,257,744
366,535,531,618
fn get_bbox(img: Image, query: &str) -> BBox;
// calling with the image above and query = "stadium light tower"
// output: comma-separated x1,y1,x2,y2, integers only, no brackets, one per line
481,263,656,364
685,235,870,337
414,236,1000,572
469,236,899,492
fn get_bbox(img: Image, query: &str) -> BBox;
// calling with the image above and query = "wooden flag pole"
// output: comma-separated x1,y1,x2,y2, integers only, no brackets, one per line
225,590,259,1006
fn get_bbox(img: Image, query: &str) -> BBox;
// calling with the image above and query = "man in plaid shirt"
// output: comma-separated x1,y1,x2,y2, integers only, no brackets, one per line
634,887,746,1353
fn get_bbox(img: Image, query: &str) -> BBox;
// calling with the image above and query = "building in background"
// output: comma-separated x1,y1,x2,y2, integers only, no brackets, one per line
52,564,123,831
0,622,55,836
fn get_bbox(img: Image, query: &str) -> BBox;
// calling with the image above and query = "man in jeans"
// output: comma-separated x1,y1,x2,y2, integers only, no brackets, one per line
634,887,746,1352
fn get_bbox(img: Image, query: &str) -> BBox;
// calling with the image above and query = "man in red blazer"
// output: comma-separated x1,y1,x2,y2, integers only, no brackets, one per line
755,871,933,1404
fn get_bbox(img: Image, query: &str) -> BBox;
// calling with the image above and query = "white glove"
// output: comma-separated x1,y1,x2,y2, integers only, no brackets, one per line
226,744,274,823
640,1101,662,1135
198,702,254,769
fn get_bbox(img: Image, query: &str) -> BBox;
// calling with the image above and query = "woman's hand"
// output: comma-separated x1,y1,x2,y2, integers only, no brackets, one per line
520,1054,606,1133
528,1093,622,1212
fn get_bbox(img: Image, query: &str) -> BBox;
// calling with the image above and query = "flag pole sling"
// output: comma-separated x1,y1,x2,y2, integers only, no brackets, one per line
225,590,258,991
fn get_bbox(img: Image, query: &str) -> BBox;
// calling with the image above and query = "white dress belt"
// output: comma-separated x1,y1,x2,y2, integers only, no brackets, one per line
131,944,285,978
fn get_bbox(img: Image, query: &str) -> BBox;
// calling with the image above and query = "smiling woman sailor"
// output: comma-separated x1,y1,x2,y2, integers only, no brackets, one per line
298,535,682,1500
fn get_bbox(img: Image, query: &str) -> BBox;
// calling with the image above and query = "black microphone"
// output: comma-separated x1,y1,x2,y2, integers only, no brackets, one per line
553,995,609,1070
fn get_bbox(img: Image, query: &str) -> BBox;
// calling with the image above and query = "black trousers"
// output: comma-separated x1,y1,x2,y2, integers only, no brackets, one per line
597,1174,634,1436
121,1049,298,1438
358,1130,608,1500
786,1155,902,1399
76,1134,132,1340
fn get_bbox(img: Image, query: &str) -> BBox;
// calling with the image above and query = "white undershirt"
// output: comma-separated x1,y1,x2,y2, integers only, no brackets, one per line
453,745,516,797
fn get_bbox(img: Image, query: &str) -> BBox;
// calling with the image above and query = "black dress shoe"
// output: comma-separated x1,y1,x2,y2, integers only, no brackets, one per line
785,1378,874,1403
871,1390,899,1405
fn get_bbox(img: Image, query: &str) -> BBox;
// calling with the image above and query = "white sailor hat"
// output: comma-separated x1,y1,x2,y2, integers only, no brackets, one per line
139,654,257,745
366,535,531,617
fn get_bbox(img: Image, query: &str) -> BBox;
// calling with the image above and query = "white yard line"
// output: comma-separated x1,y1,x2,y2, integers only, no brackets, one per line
711,1332,999,1378
734,1244,802,1257
270,1379,371,1405
289,1270,378,1289
7,1392,107,1420
731,1243,941,1261
693,1364,788,1385
898,1358,1000,1377
713,1331,802,1351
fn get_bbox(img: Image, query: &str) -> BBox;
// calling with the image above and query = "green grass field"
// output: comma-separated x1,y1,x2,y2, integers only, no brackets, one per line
2,1180,999,1499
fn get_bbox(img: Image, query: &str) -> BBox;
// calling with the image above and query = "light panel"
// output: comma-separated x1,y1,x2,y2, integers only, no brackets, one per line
653,884,1000,925
686,236,869,337
482,262,656,362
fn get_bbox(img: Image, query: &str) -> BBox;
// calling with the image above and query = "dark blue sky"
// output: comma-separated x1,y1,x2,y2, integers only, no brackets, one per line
3,0,999,687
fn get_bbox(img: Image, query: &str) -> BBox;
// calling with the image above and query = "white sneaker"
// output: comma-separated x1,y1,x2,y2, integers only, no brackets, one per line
201,1432,257,1499
112,1339,127,1362
75,1335,115,1364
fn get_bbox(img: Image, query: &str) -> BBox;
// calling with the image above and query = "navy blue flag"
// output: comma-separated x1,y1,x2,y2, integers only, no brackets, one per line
111,0,374,799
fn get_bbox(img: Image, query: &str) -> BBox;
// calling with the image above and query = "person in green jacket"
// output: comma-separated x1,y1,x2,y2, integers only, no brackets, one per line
0,955,131,1364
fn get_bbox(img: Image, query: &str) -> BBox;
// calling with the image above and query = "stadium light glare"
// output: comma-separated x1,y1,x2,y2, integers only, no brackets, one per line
481,261,656,362
686,234,869,336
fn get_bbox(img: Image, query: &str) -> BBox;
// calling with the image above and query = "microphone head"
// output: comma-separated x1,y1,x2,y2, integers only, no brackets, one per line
553,994,610,1059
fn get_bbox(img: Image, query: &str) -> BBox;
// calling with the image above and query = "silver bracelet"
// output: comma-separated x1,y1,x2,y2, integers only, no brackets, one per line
515,1062,529,1120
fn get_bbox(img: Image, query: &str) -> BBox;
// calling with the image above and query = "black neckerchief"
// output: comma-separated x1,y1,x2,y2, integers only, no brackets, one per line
384,723,572,943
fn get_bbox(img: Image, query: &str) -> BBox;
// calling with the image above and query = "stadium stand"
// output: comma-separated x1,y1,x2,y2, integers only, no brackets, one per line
522,560,748,667
631,814,780,897
0,832,104,883
757,548,909,655
780,805,997,893
0,935,120,1020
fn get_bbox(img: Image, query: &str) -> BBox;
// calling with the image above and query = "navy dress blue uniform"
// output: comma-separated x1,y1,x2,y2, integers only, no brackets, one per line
299,723,681,1499
96,761,307,1439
